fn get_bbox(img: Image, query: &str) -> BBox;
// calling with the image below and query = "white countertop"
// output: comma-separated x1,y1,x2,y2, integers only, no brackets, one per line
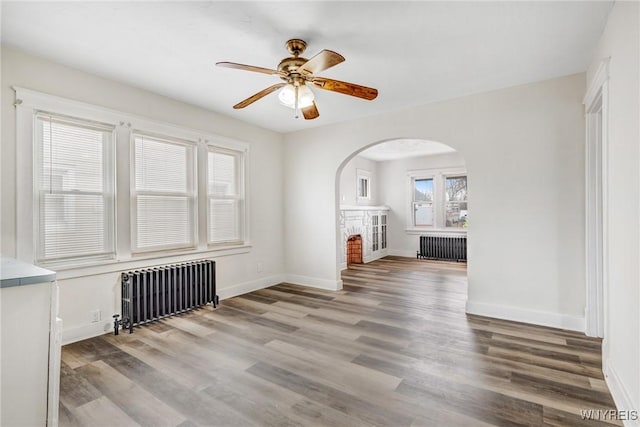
0,256,56,288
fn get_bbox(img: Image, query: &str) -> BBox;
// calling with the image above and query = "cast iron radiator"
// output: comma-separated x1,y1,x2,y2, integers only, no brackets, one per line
417,235,467,262
113,259,218,334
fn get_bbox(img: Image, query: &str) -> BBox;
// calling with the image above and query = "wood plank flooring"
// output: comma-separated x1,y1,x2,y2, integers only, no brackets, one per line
59,257,620,427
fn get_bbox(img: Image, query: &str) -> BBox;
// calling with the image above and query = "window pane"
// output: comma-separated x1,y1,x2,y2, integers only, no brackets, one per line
40,193,106,260
208,151,237,196
135,136,189,193
414,203,433,226
208,199,239,242
446,176,467,201
446,202,468,228
357,177,369,198
445,176,468,228
414,179,433,202
40,119,104,192
136,195,192,249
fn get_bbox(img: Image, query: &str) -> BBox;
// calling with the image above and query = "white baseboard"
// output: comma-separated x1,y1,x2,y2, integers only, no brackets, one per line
284,274,343,291
62,321,112,345
387,249,417,258
62,274,286,345
604,362,640,426
465,300,585,332
217,274,285,300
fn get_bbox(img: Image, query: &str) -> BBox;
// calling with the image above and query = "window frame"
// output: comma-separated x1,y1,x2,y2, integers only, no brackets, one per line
412,176,435,227
356,168,371,203
130,131,198,254
443,174,468,229
206,145,246,246
32,111,117,265
405,167,468,233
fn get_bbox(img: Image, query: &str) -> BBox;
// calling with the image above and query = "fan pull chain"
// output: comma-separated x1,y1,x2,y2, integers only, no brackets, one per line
294,85,299,119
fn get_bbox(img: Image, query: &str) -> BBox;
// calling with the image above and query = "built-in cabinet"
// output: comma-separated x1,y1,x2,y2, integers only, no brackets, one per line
339,206,389,270
1,257,60,427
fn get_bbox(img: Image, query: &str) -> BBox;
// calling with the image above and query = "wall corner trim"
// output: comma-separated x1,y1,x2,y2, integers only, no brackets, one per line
604,362,640,426
465,300,585,332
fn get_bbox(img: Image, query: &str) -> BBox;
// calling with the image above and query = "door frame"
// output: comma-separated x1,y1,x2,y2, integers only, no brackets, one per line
584,58,610,341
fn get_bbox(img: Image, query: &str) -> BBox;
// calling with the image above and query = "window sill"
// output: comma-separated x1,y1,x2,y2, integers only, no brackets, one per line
47,244,252,280
405,228,467,235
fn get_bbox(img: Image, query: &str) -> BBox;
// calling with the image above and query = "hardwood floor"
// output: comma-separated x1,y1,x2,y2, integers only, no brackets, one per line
59,257,620,427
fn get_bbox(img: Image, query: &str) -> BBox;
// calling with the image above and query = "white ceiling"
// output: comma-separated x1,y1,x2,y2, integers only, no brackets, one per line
1,1,612,134
359,139,456,162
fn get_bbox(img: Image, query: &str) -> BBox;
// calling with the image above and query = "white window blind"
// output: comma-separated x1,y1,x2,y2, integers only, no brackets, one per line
208,148,244,244
35,113,115,263
132,134,196,252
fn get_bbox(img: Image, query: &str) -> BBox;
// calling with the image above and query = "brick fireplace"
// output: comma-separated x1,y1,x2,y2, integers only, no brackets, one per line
347,235,363,264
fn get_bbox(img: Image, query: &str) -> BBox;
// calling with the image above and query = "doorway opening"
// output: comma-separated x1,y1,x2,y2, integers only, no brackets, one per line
335,138,469,277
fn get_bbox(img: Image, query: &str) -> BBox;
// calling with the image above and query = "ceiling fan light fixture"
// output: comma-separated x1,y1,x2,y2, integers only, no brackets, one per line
278,83,314,109
217,39,377,120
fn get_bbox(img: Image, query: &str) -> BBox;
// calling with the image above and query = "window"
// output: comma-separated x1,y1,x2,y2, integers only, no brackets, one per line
357,169,371,202
445,176,468,228
407,169,468,230
132,134,196,252
357,177,369,198
208,147,244,244
413,178,434,226
18,88,250,269
34,113,115,264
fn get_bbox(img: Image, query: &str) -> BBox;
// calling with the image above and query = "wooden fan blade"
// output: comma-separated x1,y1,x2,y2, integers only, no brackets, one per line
216,61,283,76
301,101,320,120
310,77,378,100
298,50,345,75
233,83,286,109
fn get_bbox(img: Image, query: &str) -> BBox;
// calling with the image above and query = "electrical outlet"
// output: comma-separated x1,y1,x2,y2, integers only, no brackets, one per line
257,262,264,273
90,309,101,323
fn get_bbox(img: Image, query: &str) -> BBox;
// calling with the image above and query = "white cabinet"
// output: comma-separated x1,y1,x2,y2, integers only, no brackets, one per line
1,257,60,427
368,211,388,262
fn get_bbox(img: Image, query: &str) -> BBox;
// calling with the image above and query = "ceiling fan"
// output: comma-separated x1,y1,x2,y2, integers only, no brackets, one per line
216,39,378,120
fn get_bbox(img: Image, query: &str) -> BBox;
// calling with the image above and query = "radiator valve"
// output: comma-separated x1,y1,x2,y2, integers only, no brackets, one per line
112,314,131,335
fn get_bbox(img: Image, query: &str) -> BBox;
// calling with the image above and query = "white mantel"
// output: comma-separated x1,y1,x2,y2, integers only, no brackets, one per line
340,205,390,211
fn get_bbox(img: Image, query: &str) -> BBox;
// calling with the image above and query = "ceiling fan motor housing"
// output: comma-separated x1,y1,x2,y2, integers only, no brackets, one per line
278,57,308,83
285,39,307,56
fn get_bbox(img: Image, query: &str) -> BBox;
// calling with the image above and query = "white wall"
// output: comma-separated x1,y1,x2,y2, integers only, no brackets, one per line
1,46,286,343
284,73,586,330
587,1,640,418
339,155,379,206
377,151,466,257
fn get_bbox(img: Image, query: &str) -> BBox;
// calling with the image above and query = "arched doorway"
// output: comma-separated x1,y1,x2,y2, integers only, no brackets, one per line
335,138,469,284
